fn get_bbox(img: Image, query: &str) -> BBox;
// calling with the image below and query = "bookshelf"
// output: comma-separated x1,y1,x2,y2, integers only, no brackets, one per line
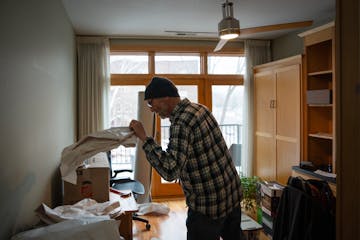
298,21,336,173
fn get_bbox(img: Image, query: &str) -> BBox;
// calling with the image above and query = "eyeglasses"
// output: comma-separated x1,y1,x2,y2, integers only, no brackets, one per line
147,99,153,108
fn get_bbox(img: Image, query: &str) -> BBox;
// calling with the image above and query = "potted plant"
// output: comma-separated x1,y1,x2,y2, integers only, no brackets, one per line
240,176,261,222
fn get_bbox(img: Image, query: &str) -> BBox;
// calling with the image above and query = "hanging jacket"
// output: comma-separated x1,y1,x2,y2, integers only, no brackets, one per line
273,176,335,240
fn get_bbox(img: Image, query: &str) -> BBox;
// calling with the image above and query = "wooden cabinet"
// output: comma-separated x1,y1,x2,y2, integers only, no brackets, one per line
298,21,336,173
254,55,302,185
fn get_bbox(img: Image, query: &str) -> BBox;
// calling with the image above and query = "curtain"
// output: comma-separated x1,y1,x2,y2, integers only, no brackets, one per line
242,40,271,177
77,37,110,139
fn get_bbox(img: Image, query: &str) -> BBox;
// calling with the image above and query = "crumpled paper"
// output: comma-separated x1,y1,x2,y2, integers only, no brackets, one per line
60,127,137,184
137,202,170,215
35,198,122,224
11,219,122,240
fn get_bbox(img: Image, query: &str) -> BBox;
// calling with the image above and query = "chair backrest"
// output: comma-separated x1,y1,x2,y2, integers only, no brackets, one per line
106,151,115,178
229,143,241,169
107,150,145,195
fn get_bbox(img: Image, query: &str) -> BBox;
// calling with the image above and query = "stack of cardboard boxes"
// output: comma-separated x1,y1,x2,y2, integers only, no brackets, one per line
260,181,284,239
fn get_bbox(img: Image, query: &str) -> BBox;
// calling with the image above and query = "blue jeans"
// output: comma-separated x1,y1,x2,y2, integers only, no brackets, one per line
186,207,242,240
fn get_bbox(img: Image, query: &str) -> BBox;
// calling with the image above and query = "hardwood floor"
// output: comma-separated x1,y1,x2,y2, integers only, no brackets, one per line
133,198,187,240
132,198,270,240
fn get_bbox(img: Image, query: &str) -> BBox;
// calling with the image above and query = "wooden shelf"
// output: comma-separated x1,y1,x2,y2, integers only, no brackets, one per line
308,133,333,140
308,70,332,76
308,104,332,107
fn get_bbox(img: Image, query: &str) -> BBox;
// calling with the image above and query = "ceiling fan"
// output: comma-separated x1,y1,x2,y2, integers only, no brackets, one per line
213,0,313,52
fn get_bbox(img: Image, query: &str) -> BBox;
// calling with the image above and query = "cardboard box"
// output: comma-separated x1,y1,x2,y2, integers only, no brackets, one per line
63,152,110,205
307,89,332,104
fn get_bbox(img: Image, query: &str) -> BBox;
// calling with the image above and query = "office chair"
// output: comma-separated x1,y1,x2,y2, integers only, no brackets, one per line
229,143,241,173
107,151,151,230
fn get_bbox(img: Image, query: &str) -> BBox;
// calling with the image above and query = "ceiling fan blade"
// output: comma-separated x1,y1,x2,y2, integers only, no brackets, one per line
214,39,229,52
239,20,313,36
164,30,217,36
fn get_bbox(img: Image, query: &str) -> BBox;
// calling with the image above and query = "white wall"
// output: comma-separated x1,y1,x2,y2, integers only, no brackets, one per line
272,31,304,60
0,0,76,238
272,21,335,61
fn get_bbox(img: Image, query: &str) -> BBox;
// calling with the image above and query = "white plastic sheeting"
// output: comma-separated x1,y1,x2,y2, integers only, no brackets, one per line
134,92,155,203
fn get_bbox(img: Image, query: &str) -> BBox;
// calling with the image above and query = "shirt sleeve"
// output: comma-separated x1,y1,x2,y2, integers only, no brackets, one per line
142,123,190,181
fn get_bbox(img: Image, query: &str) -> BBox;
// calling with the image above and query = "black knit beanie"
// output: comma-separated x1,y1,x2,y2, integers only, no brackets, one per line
144,77,180,100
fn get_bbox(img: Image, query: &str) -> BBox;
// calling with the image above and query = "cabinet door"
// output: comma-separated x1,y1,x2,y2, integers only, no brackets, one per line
254,70,276,180
275,65,301,184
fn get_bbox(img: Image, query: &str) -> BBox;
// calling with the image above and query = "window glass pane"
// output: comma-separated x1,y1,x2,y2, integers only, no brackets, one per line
110,86,146,175
212,85,243,175
212,85,243,144
160,85,198,183
110,53,148,73
208,56,245,74
155,53,200,74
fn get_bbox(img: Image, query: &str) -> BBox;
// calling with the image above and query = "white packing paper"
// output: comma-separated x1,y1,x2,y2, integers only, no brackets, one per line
136,202,170,216
60,127,137,184
35,198,122,224
11,219,122,240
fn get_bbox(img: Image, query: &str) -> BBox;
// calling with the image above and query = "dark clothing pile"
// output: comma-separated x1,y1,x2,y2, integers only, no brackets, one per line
273,176,335,240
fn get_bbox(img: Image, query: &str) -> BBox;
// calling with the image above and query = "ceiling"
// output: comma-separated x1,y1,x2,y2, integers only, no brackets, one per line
61,0,335,40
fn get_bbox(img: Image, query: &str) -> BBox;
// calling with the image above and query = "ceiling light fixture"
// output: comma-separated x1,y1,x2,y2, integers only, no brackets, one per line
218,0,240,40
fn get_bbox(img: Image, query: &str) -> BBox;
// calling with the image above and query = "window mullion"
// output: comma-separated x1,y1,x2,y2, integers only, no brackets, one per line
149,51,155,76
200,52,207,75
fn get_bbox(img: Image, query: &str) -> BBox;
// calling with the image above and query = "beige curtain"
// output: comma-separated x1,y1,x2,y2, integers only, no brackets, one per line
242,40,271,177
77,37,110,139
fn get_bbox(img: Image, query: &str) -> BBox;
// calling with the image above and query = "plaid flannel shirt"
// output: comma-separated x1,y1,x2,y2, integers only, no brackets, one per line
143,98,242,219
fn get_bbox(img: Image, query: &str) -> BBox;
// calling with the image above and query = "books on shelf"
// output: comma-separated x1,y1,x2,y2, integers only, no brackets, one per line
260,181,284,198
314,169,336,179
259,181,284,237
262,211,274,238
261,205,279,218
262,211,273,230
262,221,273,239
261,194,280,217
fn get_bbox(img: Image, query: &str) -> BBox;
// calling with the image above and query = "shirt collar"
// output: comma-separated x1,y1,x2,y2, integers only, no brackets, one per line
170,98,190,123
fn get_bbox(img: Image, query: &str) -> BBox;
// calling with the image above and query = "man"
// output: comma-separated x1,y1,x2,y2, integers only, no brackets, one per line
129,76,242,240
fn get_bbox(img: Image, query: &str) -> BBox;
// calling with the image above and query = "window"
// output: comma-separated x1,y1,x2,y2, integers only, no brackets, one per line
109,85,145,175
155,53,200,74
110,52,148,74
212,85,244,147
109,44,245,196
208,55,245,75
212,85,244,175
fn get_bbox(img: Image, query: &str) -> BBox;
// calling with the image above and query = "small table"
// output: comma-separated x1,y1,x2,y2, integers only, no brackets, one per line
241,213,263,240
110,191,138,240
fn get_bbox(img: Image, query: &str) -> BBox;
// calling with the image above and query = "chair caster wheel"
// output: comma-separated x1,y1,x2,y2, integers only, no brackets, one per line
146,223,151,230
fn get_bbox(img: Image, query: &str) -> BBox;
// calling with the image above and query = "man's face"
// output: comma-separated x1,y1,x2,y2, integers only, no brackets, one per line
147,97,170,119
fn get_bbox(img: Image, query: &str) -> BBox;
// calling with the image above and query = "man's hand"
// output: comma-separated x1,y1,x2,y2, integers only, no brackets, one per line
129,119,148,142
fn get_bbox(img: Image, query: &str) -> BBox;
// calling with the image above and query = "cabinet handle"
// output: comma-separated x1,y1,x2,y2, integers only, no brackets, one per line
270,100,276,108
